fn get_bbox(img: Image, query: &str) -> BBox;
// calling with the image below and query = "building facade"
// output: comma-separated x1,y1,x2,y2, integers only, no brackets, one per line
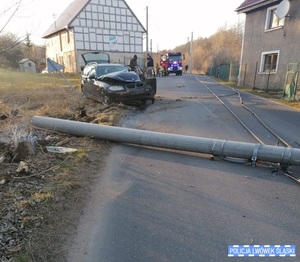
43,0,146,72
237,0,300,91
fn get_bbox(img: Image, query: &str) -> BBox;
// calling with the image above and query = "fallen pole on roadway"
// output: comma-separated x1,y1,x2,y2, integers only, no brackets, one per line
32,116,300,168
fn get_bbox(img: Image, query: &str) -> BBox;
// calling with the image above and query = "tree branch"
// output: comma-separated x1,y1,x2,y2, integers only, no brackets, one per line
0,0,22,34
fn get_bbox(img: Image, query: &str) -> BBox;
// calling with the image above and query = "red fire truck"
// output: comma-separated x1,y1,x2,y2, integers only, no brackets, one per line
160,52,185,76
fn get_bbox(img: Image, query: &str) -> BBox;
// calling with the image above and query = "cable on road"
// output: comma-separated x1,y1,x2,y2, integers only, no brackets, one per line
193,75,300,185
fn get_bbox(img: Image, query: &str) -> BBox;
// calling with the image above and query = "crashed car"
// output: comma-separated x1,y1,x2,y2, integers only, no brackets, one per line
80,52,156,105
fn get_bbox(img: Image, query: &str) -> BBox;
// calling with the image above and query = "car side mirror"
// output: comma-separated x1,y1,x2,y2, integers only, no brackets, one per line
81,65,85,71
89,75,95,80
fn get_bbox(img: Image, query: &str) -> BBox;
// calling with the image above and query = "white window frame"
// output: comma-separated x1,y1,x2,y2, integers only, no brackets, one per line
265,6,285,31
259,50,280,73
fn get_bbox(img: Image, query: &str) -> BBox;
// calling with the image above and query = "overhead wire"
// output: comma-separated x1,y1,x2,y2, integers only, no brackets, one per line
194,75,300,184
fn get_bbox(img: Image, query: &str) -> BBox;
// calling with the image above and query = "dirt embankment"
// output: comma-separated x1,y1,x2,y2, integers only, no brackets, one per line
0,85,132,261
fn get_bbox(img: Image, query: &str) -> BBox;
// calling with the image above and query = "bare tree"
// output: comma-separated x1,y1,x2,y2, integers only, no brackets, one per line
0,1,42,68
23,33,33,57
21,35,46,69
0,31,25,55
170,20,244,75
0,32,23,68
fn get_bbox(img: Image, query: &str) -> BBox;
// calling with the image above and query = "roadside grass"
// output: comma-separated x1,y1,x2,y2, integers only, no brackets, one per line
47,149,88,192
215,79,300,110
0,69,84,124
0,69,130,261
0,69,80,89
0,69,130,124
31,192,53,202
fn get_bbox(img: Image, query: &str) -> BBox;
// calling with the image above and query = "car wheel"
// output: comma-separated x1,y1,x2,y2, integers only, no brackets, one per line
100,89,111,105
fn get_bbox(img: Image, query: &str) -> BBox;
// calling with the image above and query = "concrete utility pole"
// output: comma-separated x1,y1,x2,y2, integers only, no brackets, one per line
32,116,300,168
189,32,193,74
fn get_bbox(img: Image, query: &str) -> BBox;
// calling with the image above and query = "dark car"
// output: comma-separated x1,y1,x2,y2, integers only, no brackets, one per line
80,52,156,105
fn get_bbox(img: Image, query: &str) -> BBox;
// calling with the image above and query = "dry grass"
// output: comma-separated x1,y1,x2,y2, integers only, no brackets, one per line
240,87,300,110
216,79,300,110
0,69,131,261
0,69,80,89
0,69,83,116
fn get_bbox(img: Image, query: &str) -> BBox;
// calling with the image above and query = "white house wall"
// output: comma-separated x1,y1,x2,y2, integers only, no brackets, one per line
45,30,77,72
70,0,144,54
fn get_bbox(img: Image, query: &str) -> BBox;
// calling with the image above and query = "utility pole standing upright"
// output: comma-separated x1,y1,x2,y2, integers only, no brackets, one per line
146,6,149,54
189,32,193,74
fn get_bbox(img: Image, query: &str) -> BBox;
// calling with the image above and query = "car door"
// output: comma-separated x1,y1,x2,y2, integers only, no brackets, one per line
81,65,91,95
82,66,96,97
86,67,100,98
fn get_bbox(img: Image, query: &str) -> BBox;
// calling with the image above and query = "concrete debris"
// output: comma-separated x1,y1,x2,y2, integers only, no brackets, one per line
16,161,30,173
46,146,78,154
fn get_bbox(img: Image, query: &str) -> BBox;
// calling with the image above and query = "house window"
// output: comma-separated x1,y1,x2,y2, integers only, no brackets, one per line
260,51,280,73
265,6,285,30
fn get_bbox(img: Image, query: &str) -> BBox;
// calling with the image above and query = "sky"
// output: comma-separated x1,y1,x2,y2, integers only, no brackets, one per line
1,0,245,50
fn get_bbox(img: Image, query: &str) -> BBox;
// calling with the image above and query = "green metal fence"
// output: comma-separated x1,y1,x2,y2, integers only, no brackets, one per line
206,62,239,82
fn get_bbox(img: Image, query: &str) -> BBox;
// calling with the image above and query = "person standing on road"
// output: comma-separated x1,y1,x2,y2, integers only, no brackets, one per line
155,63,161,77
146,53,154,77
129,55,138,70
185,64,189,74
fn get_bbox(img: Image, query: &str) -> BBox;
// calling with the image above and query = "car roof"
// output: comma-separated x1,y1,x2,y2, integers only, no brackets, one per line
86,63,127,67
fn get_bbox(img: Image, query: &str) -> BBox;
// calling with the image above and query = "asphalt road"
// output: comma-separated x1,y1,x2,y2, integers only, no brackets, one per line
67,74,300,262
